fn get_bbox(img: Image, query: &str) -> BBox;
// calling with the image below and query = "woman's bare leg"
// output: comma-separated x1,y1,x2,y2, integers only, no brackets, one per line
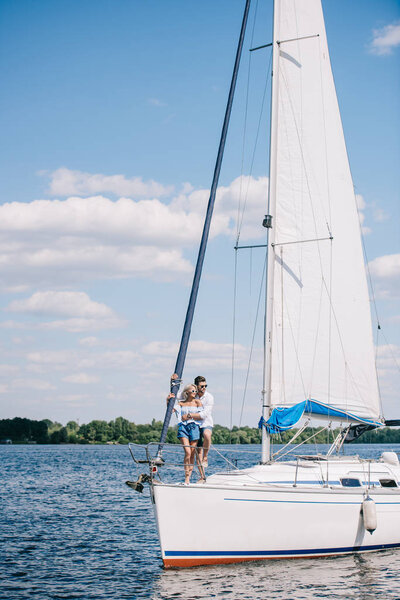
180,437,192,483
187,441,198,482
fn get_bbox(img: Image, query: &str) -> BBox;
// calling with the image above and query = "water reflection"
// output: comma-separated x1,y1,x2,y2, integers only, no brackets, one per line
153,550,400,600
2,444,400,600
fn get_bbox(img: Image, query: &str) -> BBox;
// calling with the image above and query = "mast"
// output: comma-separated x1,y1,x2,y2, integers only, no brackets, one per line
157,0,251,454
261,0,280,464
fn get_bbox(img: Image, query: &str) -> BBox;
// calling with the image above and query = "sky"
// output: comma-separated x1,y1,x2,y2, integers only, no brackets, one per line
0,0,399,428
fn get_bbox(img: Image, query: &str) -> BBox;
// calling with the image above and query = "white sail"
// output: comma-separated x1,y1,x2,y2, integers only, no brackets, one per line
270,0,381,422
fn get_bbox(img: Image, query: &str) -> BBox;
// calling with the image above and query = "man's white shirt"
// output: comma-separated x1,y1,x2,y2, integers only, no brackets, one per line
198,391,214,428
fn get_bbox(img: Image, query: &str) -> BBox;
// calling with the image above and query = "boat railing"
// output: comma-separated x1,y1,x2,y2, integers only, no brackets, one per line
127,442,263,486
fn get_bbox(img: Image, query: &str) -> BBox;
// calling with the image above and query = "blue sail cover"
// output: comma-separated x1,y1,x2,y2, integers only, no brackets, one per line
259,400,382,434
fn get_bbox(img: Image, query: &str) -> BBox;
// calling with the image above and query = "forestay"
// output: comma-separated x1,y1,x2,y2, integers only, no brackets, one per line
269,0,381,423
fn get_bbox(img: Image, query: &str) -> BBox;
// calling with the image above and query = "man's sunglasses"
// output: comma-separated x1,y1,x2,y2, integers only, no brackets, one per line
198,384,207,388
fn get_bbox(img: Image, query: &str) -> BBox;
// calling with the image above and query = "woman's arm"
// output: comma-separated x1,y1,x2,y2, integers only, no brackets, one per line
188,403,204,421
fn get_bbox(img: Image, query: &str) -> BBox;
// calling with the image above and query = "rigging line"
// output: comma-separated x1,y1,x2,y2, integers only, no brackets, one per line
236,51,272,242
272,236,333,247
358,206,381,319
328,235,333,409
273,311,283,403
250,247,253,296
230,249,239,441
237,0,259,243
272,419,310,458
380,328,400,374
239,250,268,427
316,35,334,413
320,274,369,406
318,34,333,230
282,276,307,401
357,199,385,415
308,278,324,400
275,424,332,461
287,259,306,402
280,247,286,403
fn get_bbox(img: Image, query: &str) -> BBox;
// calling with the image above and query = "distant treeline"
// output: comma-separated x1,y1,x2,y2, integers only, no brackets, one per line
1,417,400,445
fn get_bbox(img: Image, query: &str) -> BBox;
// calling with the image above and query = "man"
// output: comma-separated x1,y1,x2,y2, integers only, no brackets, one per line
193,375,214,467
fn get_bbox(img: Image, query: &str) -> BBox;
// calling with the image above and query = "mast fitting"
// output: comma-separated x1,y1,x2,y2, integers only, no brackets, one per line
263,215,273,228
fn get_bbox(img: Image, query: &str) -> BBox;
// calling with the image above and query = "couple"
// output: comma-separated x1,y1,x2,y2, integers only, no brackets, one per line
168,375,214,484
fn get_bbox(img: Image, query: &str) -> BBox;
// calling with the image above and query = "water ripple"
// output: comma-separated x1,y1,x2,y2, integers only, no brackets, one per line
1,444,400,599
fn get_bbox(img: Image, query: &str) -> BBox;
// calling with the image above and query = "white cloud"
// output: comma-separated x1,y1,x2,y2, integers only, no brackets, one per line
373,208,389,222
27,350,74,367
12,378,56,391
79,337,99,347
7,291,115,319
376,343,400,372
0,175,267,290
368,254,400,298
26,348,138,371
5,291,125,332
355,194,371,235
370,21,400,56
36,317,124,333
1,318,123,333
356,195,366,211
148,98,166,107
142,339,255,371
56,393,91,406
0,364,19,375
171,175,269,242
62,373,99,384
0,196,195,289
0,195,195,244
44,168,173,198
100,350,138,368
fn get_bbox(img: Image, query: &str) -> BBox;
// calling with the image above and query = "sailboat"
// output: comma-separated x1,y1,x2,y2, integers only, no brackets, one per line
128,0,400,567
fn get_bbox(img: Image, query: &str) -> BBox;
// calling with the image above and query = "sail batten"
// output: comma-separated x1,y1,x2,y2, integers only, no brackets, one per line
270,0,381,423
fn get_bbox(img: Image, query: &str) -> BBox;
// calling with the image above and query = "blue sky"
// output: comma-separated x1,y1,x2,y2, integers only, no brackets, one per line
0,0,399,427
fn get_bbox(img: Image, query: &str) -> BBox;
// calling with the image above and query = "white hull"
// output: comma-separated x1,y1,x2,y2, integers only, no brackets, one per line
152,460,400,567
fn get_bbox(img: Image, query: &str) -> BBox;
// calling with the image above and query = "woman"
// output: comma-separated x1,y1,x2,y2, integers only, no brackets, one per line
167,384,203,484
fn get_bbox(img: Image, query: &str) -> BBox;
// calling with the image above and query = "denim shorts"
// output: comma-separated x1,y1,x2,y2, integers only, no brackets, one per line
177,422,201,441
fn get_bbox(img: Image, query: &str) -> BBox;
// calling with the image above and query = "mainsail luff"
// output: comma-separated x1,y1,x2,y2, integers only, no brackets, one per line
270,0,381,423
261,0,281,463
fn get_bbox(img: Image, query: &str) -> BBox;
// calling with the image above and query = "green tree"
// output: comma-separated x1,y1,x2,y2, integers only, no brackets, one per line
66,421,79,432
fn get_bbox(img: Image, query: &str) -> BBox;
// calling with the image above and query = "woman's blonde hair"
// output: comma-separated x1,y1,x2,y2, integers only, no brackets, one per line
182,384,197,401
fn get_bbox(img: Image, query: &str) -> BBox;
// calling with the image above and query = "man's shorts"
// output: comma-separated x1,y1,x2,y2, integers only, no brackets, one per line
177,422,201,442
197,426,213,448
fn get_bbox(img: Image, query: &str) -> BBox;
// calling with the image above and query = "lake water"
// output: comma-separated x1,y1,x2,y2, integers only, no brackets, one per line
1,443,400,599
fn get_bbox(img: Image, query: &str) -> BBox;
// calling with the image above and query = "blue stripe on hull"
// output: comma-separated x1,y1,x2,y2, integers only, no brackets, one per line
224,498,400,505
165,542,400,558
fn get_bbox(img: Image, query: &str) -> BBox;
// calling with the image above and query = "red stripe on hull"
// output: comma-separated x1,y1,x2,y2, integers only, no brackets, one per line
163,553,336,568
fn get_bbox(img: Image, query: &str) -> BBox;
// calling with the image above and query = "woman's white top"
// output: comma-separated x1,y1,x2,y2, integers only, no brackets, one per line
173,403,203,425
175,390,214,428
